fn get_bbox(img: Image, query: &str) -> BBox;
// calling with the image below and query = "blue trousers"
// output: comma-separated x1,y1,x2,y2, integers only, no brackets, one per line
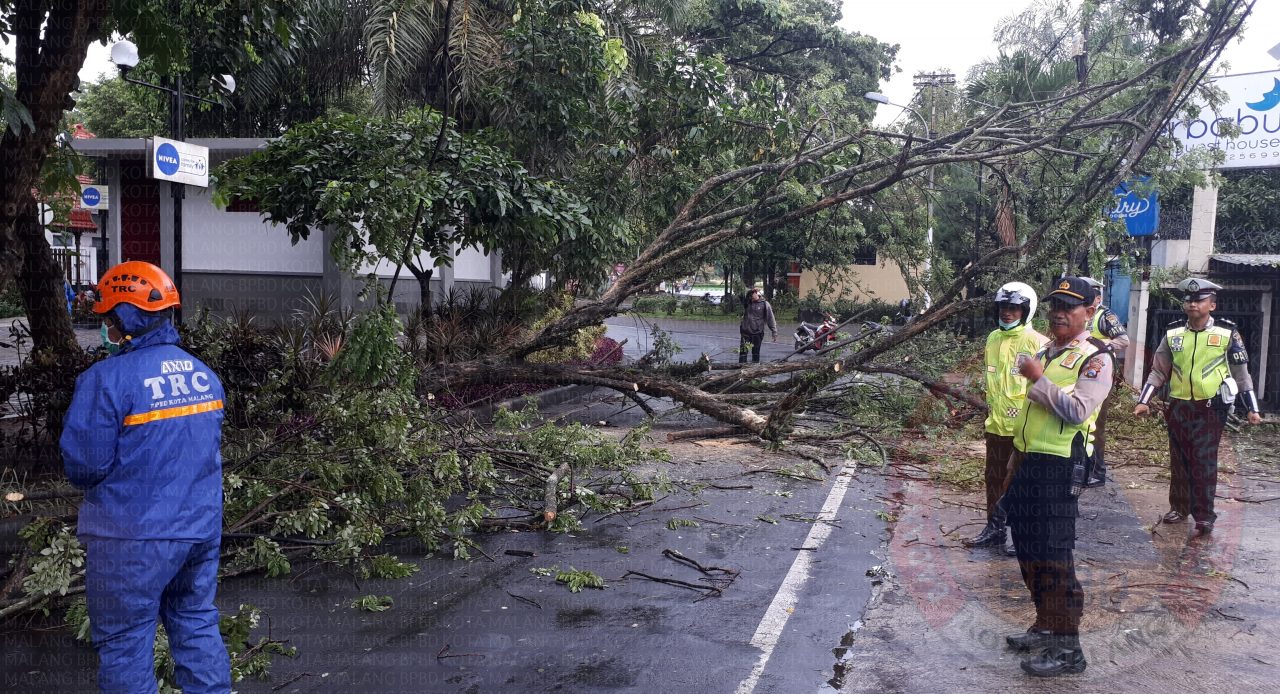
84,537,230,693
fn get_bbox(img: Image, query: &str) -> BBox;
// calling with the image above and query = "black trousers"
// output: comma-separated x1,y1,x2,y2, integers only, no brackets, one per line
739,331,764,363
1006,450,1083,635
1165,398,1227,523
1090,396,1110,482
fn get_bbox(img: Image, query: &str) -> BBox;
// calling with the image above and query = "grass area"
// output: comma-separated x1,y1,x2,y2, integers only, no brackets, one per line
1103,387,1168,470
932,455,986,491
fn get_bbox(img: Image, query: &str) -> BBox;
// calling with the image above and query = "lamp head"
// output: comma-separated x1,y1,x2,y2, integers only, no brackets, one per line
863,91,891,105
110,40,140,75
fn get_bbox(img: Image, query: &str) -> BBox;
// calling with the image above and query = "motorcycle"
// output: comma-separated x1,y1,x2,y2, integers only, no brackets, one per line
791,299,915,356
793,313,839,352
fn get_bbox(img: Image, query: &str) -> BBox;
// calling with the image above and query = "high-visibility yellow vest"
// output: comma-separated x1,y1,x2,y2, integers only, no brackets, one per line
983,325,1048,437
1013,338,1106,458
1166,323,1232,401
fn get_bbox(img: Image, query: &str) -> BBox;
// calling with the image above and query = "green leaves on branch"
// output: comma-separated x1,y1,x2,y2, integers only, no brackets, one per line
213,107,591,280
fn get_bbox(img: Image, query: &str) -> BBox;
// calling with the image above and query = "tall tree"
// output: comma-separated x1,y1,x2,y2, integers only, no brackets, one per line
0,0,302,357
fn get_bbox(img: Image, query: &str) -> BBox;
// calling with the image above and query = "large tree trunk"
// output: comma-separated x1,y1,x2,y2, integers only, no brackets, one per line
407,262,434,314
0,1,108,359
15,207,77,356
741,255,757,290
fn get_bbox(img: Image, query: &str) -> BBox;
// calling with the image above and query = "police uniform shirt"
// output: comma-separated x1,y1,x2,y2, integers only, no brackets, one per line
1027,330,1114,426
1089,305,1130,353
1144,316,1254,394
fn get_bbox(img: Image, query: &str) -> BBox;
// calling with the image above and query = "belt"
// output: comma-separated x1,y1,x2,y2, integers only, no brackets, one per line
1171,396,1221,409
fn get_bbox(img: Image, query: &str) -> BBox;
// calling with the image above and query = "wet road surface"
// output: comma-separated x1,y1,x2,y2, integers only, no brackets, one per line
1,402,892,694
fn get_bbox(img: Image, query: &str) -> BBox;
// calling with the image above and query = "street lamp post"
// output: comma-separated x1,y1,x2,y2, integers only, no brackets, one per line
109,40,234,322
864,91,934,308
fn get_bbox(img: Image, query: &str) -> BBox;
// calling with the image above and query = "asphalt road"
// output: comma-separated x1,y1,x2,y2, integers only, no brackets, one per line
1,317,894,693
1,437,889,694
603,315,801,364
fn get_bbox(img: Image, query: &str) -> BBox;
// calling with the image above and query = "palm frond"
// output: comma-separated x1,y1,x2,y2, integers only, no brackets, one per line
366,0,446,115
447,0,507,109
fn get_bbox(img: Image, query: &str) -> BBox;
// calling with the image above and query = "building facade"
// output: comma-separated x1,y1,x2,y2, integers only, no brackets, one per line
71,138,506,322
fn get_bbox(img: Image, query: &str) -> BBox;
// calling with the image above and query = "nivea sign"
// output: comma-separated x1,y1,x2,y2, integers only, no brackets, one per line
77,184,109,211
148,136,210,187
1108,177,1158,237
1168,70,1280,169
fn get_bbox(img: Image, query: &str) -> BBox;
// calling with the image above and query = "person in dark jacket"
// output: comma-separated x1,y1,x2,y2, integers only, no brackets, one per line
739,286,777,363
61,261,230,693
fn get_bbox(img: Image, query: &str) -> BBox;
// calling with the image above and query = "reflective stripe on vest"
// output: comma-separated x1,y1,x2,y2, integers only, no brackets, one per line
1013,339,1103,458
123,399,224,426
1166,325,1231,401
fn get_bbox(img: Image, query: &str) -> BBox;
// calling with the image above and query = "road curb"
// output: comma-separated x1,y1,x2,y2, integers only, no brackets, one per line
466,383,601,421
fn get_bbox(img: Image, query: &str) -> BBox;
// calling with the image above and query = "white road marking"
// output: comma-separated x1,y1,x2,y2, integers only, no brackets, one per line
736,462,857,694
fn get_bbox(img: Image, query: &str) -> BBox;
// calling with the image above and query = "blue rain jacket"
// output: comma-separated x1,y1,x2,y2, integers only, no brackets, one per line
61,312,225,541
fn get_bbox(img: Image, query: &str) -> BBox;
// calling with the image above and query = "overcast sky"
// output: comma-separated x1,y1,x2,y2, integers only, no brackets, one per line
9,1,1280,125
842,0,1280,124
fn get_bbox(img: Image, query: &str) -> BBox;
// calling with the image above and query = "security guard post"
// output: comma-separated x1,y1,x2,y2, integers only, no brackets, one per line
1004,277,1113,677
1080,277,1129,487
61,261,231,693
1134,278,1262,536
964,282,1047,549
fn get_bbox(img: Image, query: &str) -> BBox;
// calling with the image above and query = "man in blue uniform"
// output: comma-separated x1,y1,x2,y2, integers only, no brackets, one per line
61,261,230,693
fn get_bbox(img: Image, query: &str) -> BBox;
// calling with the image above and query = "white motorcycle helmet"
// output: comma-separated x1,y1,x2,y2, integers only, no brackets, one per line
993,281,1037,329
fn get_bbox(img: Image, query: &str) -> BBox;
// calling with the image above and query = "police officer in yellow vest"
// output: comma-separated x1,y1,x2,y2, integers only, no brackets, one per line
964,282,1048,549
1080,277,1129,487
1134,278,1262,536
1003,277,1113,677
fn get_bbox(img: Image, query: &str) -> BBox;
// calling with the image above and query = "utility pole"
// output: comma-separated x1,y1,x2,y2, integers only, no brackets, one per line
911,73,954,309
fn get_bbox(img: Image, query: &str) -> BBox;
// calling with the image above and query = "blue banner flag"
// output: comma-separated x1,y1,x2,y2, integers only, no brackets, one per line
1107,177,1159,237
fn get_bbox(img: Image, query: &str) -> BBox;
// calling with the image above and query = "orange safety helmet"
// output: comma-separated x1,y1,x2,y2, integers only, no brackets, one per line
94,261,181,314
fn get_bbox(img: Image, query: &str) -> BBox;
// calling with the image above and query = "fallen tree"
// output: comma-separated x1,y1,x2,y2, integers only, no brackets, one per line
209,1,1256,444
402,2,1245,439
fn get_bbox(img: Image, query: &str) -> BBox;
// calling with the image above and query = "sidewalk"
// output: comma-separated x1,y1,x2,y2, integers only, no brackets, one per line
0,317,102,367
840,414,1280,692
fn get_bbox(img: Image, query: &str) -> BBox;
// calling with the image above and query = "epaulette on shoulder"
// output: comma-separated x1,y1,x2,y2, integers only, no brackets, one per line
1165,318,1187,329
1216,317,1237,328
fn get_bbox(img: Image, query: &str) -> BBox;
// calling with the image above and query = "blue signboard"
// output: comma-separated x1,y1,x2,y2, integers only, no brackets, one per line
1107,177,1159,237
156,142,181,176
81,187,101,207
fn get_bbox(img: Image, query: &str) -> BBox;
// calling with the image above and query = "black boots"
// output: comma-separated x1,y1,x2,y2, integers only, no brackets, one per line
1005,628,1053,652
1195,521,1214,536
963,521,1006,548
1020,636,1087,677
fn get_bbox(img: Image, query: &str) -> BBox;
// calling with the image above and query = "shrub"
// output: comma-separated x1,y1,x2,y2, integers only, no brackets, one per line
770,288,798,313
0,280,22,319
718,292,742,315
630,296,662,313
